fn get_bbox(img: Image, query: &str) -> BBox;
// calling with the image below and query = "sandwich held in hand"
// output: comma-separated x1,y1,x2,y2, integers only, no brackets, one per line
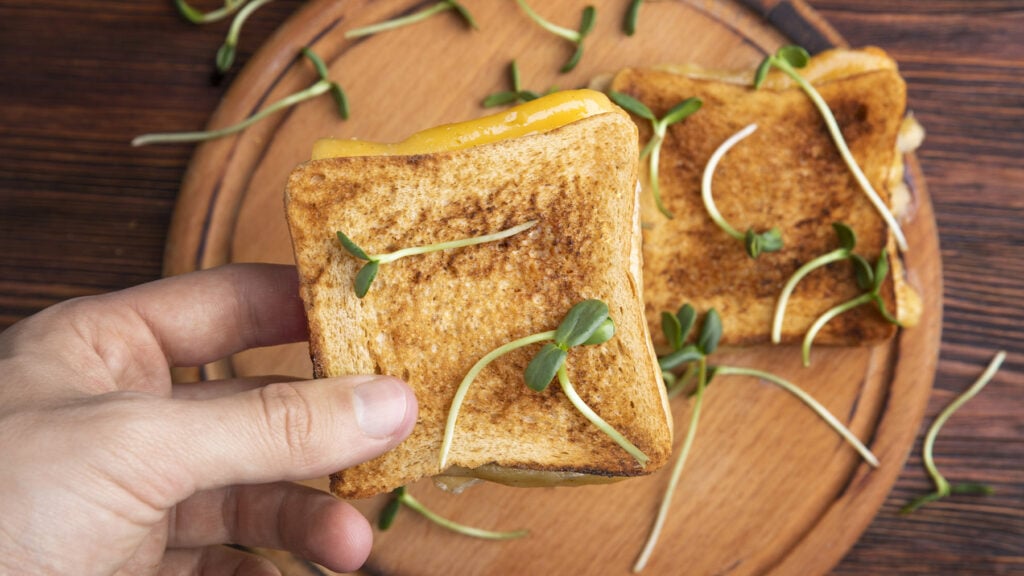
285,89,672,499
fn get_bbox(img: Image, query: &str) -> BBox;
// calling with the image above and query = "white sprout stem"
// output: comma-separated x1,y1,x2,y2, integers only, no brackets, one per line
345,2,451,38
225,0,274,48
373,220,538,264
400,491,529,540
779,62,909,253
633,358,707,573
647,133,673,219
177,0,248,24
701,123,758,240
801,294,872,366
921,351,1007,494
515,0,579,41
131,81,331,146
771,249,850,343
557,365,649,467
438,330,555,469
715,365,880,467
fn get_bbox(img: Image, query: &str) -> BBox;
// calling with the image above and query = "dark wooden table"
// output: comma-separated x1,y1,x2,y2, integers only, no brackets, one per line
1,1,1020,574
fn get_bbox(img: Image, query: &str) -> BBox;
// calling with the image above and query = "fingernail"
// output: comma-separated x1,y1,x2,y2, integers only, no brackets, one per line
353,377,411,438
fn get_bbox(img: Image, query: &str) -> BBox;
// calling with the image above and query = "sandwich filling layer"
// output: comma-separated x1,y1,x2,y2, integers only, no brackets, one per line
311,89,616,159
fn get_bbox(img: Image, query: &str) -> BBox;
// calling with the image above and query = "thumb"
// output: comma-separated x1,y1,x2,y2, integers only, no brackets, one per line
166,375,417,494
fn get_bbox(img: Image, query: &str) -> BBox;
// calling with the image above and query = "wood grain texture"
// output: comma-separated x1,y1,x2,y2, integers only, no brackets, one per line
0,0,1020,574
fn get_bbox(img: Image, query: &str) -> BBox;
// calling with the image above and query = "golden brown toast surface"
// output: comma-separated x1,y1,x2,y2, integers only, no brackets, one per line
285,111,671,499
611,48,907,347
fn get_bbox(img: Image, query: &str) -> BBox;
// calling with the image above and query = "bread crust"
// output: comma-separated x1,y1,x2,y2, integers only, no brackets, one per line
285,111,671,499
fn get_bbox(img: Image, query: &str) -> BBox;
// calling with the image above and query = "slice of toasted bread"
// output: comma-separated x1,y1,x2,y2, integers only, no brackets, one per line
610,47,913,348
285,107,672,499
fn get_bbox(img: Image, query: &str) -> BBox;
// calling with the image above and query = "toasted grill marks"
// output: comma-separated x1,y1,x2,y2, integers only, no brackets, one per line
611,48,907,347
286,111,672,498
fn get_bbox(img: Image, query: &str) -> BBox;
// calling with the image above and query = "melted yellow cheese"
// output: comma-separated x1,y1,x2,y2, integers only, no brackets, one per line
311,89,617,160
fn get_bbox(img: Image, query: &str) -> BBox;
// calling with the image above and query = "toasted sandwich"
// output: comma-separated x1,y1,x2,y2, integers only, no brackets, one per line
609,47,921,348
285,90,672,499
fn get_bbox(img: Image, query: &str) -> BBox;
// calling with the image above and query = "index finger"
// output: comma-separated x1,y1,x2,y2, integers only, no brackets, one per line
120,263,308,367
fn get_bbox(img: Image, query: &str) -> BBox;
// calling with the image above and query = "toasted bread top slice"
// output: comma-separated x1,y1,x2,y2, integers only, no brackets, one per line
285,108,671,499
611,47,909,348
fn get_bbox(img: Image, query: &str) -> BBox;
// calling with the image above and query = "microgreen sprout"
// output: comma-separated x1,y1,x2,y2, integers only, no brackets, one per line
623,0,643,36
755,45,909,253
482,61,558,108
132,48,348,146
175,0,248,24
214,0,274,73
609,92,703,219
634,307,718,573
802,248,900,366
379,486,529,539
514,0,596,73
702,123,783,257
772,222,858,343
635,304,879,572
345,1,477,39
900,351,1005,514
337,220,537,299
440,299,648,470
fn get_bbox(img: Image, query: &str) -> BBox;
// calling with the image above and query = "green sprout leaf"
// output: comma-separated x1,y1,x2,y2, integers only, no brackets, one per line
744,227,784,259
833,222,858,252
851,253,874,291
336,230,371,261
483,61,557,108
658,344,702,372
623,0,643,36
662,97,703,125
753,56,772,89
554,299,610,347
132,48,347,146
354,261,379,299
777,44,810,67
524,343,568,392
901,351,1005,514
582,317,616,345
755,44,909,253
697,309,722,355
608,91,655,121
515,0,596,73
676,304,697,343
345,0,477,39
378,487,404,530
661,311,683,351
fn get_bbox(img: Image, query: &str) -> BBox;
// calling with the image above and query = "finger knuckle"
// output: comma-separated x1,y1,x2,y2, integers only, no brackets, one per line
256,382,321,466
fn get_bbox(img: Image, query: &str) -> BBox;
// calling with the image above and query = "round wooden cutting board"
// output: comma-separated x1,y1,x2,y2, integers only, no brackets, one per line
164,1,941,574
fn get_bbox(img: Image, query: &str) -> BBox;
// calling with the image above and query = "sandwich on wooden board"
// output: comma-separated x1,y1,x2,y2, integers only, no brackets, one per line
609,47,922,349
285,90,673,500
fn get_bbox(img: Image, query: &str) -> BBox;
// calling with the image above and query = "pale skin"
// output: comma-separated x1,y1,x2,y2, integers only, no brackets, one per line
0,264,418,575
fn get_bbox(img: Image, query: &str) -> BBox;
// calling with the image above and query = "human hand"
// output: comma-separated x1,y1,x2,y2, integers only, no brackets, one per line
0,264,417,575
